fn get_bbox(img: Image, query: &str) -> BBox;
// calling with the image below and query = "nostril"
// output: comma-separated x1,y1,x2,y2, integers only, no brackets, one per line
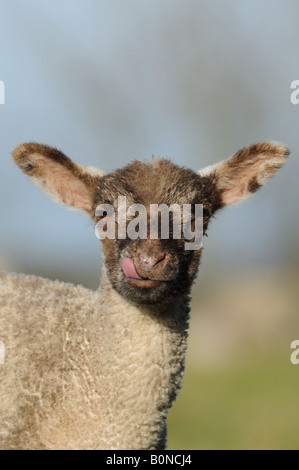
138,252,166,269
154,253,166,266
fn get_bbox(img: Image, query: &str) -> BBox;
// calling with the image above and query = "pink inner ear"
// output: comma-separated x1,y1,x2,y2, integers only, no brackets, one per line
221,159,266,205
58,185,92,211
121,258,142,279
32,156,92,212
222,182,247,205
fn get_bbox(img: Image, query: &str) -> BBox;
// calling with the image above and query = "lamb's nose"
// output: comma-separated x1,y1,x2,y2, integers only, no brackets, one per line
137,252,166,272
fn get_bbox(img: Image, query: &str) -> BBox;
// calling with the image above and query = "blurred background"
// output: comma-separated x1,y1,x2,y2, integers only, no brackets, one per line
0,0,299,449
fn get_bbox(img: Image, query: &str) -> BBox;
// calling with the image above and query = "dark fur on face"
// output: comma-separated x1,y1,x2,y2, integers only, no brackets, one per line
93,159,219,305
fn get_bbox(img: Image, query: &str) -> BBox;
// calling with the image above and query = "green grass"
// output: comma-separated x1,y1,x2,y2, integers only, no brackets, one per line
167,353,299,450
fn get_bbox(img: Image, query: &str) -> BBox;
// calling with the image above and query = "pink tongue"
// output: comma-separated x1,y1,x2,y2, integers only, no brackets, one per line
121,258,142,280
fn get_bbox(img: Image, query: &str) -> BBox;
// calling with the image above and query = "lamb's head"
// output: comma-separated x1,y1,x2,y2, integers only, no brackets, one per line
13,142,289,305
92,159,212,304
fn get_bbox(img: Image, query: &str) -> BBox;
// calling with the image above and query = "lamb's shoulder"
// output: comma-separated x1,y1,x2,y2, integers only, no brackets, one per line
0,271,99,362
0,272,101,449
0,271,97,323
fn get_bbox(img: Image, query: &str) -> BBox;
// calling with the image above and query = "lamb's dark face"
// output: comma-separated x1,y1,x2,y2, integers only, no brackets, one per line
93,159,220,304
13,141,289,306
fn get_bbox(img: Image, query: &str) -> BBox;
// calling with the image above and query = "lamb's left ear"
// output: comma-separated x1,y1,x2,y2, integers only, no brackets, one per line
198,142,289,206
12,143,104,216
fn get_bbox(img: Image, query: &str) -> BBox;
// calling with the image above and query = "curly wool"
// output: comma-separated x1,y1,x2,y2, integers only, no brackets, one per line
0,271,189,450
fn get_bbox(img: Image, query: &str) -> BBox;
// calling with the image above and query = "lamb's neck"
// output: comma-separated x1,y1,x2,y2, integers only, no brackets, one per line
95,269,190,450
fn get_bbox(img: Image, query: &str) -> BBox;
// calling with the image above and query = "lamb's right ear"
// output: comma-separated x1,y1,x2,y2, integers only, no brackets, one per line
12,143,104,216
198,142,289,207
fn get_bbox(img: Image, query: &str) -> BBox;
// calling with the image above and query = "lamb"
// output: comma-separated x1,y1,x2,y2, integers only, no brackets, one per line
0,141,289,450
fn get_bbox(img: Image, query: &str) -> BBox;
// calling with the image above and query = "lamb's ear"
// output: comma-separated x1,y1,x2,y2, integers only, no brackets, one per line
12,143,104,215
198,142,289,206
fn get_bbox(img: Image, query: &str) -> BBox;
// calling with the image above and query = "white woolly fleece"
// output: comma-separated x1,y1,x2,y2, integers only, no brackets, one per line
0,271,190,450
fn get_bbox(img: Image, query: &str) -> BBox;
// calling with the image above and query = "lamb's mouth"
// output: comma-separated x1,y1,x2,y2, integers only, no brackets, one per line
121,258,167,289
